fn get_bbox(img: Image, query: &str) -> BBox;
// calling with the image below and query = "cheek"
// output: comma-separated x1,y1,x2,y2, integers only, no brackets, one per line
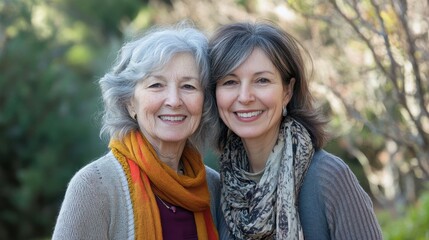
215,91,231,124
263,89,285,107
215,90,229,111
138,99,156,115
188,94,204,115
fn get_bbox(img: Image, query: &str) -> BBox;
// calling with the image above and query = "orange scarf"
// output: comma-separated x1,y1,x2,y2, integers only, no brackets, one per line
109,130,218,240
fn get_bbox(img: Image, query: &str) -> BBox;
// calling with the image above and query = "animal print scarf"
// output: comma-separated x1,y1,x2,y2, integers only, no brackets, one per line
220,117,314,239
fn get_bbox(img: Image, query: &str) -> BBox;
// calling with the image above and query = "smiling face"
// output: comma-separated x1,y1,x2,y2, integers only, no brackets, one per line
215,48,294,146
128,53,203,147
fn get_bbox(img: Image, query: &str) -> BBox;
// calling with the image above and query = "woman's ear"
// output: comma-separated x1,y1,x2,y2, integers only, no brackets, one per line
126,101,136,120
283,78,296,104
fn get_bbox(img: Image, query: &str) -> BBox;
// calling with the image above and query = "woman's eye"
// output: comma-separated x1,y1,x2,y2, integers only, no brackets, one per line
148,83,163,88
182,84,197,90
221,80,237,86
257,78,270,84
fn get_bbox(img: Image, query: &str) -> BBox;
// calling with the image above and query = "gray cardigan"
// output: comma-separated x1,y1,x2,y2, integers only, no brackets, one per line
52,152,230,240
299,150,383,239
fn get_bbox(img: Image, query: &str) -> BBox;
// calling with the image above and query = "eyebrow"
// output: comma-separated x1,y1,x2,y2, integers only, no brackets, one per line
255,71,275,76
226,71,275,77
149,74,199,81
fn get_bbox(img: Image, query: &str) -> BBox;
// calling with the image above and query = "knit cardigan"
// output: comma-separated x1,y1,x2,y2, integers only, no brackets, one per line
299,149,383,239
52,152,231,240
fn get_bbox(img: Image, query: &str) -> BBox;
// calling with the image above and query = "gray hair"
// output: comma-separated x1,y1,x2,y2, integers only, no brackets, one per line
208,21,327,151
99,23,210,147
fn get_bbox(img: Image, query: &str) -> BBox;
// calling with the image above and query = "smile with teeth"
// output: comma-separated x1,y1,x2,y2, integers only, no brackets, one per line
236,111,262,118
159,115,186,121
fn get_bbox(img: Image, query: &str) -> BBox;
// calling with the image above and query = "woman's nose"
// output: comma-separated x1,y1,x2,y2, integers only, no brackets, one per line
165,87,182,108
237,84,254,104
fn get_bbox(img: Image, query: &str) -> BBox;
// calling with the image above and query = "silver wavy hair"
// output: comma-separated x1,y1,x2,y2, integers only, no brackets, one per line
99,22,211,147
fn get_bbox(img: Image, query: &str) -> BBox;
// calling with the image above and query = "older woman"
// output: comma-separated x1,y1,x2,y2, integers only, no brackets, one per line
208,21,382,239
53,24,228,240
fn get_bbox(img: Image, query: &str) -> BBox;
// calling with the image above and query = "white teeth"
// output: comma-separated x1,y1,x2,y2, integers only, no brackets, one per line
236,111,262,118
160,116,185,121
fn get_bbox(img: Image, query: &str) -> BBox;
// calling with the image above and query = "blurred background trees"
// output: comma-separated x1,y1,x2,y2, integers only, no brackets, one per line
286,0,429,212
0,0,142,238
1,0,427,239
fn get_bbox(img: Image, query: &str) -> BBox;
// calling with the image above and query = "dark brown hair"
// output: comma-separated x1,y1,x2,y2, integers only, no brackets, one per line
208,21,328,151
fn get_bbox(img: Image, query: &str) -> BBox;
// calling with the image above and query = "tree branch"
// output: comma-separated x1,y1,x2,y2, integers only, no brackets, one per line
391,0,429,119
330,0,428,147
328,0,390,79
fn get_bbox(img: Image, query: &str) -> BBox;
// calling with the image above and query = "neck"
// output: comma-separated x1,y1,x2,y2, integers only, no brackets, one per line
152,141,187,172
242,127,280,173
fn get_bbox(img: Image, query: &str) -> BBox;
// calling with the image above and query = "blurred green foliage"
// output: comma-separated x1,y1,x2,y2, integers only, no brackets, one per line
378,190,429,240
0,0,149,238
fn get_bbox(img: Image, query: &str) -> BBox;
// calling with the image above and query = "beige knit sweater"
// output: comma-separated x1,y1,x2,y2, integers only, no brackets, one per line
52,152,230,240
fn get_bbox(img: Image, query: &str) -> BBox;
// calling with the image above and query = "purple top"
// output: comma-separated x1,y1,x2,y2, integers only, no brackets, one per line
155,196,198,240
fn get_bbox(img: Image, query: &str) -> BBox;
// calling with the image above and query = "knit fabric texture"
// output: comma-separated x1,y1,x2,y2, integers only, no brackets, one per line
52,152,231,239
298,149,383,239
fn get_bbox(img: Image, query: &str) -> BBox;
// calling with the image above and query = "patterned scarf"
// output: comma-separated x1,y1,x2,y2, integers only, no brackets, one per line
220,117,314,239
109,130,218,240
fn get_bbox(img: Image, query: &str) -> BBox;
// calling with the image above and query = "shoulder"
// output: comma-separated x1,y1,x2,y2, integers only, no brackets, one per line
303,150,356,189
204,166,221,198
310,150,351,175
205,165,220,182
299,150,382,240
204,165,220,197
298,150,359,239
306,149,374,205
68,152,121,189
68,154,109,190
59,152,126,212
53,152,133,240
301,149,367,201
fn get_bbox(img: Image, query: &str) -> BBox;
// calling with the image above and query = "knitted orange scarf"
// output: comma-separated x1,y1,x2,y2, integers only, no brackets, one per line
109,130,218,240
